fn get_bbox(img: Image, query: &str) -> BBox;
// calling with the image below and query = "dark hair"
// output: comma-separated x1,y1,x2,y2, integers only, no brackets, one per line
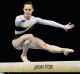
24,1,33,6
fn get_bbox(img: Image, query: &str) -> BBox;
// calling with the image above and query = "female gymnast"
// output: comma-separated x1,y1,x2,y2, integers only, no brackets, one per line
12,1,74,62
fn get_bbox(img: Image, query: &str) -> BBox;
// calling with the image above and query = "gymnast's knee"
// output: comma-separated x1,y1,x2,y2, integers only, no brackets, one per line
12,40,17,48
28,34,34,38
27,34,34,41
22,34,34,40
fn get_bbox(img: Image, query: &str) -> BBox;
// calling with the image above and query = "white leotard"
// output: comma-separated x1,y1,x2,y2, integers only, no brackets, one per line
15,15,64,35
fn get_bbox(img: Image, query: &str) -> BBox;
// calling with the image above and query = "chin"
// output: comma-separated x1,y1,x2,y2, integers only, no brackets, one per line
27,15,31,17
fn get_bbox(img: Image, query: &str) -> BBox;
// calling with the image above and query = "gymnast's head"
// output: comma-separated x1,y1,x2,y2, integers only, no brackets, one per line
23,1,34,18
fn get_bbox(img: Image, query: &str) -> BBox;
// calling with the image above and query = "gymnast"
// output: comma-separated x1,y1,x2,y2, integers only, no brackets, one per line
12,1,74,62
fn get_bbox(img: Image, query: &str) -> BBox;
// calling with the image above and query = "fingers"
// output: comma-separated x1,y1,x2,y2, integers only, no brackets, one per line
68,22,71,25
69,24,74,27
67,22,75,28
64,22,75,32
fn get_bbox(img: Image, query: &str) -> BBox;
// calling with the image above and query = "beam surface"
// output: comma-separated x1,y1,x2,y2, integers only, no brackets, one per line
0,61,80,72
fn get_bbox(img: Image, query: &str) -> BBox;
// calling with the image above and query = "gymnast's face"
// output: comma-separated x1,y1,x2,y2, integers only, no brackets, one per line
23,4,34,18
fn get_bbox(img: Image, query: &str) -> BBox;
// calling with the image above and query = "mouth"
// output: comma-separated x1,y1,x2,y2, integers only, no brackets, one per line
26,13,30,15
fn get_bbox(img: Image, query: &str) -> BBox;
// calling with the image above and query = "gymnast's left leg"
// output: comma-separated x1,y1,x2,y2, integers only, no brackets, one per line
30,37,74,56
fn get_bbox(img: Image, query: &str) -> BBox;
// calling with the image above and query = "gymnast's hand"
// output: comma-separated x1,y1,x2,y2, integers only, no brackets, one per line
64,22,74,31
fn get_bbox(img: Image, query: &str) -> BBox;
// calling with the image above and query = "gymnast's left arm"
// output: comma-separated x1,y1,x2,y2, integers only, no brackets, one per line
36,17,74,31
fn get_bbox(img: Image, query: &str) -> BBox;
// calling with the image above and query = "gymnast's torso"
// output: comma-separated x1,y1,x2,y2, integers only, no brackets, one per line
14,15,64,38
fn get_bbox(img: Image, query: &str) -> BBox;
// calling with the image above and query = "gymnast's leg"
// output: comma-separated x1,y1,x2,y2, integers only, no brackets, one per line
30,37,74,56
12,34,74,62
12,34,34,62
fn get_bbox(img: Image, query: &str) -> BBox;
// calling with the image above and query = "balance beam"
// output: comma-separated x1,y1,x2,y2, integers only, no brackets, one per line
0,61,80,72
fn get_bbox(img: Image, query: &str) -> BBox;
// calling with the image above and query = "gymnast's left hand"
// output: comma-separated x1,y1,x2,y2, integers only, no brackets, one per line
64,22,74,31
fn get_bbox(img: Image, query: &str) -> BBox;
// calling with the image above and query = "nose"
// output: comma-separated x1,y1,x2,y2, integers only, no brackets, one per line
26,10,30,13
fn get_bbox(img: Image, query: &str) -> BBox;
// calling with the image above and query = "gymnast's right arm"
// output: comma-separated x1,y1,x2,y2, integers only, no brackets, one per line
15,15,26,26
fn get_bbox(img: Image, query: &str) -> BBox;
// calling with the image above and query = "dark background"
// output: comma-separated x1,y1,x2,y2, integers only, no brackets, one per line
0,0,80,62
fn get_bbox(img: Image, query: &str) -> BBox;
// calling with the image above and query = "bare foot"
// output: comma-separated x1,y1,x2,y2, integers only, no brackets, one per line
63,48,74,56
21,55,30,62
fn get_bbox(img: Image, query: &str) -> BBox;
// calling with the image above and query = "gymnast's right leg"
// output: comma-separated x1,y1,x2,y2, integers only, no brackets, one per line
12,34,34,62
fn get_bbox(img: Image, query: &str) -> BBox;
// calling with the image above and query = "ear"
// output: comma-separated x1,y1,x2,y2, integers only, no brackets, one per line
32,8,34,12
23,8,24,12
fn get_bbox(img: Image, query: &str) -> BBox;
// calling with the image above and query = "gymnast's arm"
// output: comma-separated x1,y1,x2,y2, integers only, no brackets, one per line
36,17,74,31
15,15,26,26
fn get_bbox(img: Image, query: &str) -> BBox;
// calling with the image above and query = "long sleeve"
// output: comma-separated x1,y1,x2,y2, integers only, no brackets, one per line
36,17,64,29
15,16,25,26
15,16,25,35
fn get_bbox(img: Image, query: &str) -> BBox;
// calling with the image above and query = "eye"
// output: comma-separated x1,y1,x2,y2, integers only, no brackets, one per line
25,9,32,11
25,9,28,11
29,9,31,11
